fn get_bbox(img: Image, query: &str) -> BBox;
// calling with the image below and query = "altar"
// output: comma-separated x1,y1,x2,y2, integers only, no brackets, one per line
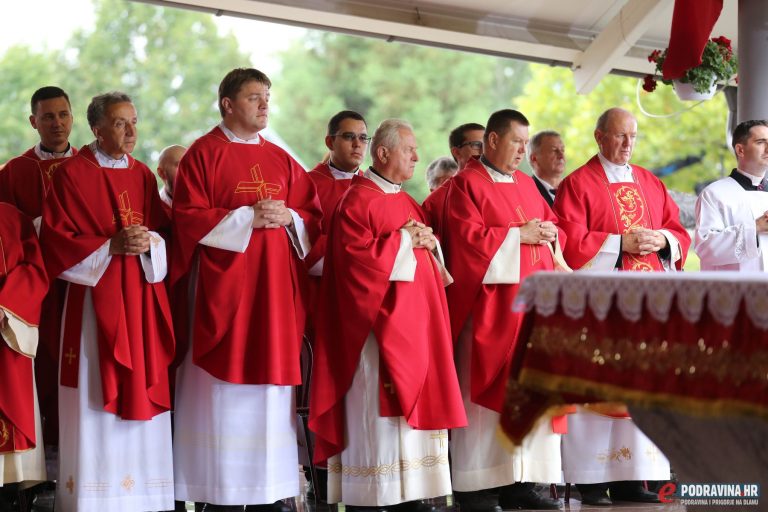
503,271,768,507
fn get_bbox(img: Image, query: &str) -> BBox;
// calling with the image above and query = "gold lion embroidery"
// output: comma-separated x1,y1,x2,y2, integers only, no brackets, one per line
614,186,645,232
235,165,281,199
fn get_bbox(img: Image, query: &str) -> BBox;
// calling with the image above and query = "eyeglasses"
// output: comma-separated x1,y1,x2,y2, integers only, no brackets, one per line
458,141,483,150
332,132,372,144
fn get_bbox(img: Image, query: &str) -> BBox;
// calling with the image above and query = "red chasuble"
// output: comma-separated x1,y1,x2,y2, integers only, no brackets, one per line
421,182,450,241
309,175,467,463
304,163,357,334
554,155,691,271
0,147,77,444
171,127,321,385
0,146,77,219
40,146,174,420
0,203,48,453
444,159,566,412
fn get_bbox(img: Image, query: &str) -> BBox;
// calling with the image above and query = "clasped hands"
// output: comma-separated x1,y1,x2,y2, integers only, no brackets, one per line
252,198,293,229
402,219,437,252
520,218,557,245
621,227,667,255
109,225,151,255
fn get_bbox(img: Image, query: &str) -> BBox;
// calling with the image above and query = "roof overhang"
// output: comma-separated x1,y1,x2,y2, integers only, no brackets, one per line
131,0,737,94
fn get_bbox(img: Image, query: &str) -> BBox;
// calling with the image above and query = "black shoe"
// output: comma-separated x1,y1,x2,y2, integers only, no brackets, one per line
609,482,660,503
245,501,293,512
202,505,245,512
391,500,437,512
346,506,390,512
498,485,560,510
453,491,501,512
576,484,612,507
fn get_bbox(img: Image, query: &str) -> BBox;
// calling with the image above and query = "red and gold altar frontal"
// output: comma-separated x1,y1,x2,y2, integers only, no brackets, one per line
501,271,768,445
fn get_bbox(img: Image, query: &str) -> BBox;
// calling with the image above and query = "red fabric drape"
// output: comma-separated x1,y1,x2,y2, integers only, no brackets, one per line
662,0,724,80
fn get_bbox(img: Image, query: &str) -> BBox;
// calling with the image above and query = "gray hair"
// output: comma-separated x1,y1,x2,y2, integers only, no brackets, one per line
87,91,132,128
595,107,634,132
529,130,561,160
425,156,458,190
371,119,414,161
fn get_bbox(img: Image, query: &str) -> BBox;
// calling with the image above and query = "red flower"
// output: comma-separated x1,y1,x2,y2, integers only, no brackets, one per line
642,75,657,92
712,36,732,49
647,49,662,63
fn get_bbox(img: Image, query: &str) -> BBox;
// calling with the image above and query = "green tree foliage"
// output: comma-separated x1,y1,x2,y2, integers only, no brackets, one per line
271,32,530,201
517,65,732,192
0,0,247,166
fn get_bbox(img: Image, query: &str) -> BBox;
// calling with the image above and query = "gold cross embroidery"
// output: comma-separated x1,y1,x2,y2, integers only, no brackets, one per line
515,206,540,265
121,475,135,492
66,476,75,495
114,191,144,226
64,348,77,365
430,431,448,448
235,165,281,199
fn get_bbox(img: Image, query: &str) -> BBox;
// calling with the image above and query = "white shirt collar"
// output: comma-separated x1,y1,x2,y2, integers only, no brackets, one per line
219,122,263,144
598,152,633,183
34,142,74,160
480,161,516,183
532,173,556,197
159,186,173,206
89,141,129,168
735,168,766,186
364,167,401,194
328,161,358,180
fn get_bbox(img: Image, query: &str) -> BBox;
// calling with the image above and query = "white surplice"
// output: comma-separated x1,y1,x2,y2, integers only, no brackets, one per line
450,323,562,491
54,150,174,512
0,311,45,486
173,128,306,506
695,172,768,271
561,407,670,483
326,169,453,507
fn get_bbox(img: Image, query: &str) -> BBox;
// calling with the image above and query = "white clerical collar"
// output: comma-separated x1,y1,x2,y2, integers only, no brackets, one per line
364,167,401,194
735,168,766,187
90,141,129,168
219,122,263,144
328,161,359,180
34,142,74,160
159,186,173,207
598,152,633,183
480,159,516,183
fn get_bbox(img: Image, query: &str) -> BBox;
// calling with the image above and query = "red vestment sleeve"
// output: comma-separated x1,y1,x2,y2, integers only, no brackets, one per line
0,203,49,452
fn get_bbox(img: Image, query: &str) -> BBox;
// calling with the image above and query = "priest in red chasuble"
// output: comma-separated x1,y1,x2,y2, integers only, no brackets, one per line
305,110,368,333
0,203,48,490
170,68,321,511
0,86,78,465
443,110,567,512
552,107,688,506
40,92,175,512
310,119,466,512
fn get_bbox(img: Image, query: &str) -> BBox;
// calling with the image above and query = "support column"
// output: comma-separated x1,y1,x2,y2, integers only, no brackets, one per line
737,0,768,123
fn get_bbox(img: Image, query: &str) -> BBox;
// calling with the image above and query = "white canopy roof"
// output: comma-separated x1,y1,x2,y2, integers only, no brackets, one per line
133,0,737,93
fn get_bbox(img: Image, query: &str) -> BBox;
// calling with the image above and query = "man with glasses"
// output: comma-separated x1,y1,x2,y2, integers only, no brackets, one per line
305,111,370,283
553,107,688,506
422,123,484,240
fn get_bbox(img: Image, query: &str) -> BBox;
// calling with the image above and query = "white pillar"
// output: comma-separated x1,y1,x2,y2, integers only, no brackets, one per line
737,0,768,122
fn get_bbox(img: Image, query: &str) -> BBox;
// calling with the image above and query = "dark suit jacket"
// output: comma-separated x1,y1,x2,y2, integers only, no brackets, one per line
532,174,555,207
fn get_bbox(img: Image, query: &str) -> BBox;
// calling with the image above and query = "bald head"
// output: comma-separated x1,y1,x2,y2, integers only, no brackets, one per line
594,108,637,165
157,144,186,196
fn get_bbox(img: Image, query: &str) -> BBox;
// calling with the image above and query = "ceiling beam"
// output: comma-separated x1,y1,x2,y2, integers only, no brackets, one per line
571,0,666,94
